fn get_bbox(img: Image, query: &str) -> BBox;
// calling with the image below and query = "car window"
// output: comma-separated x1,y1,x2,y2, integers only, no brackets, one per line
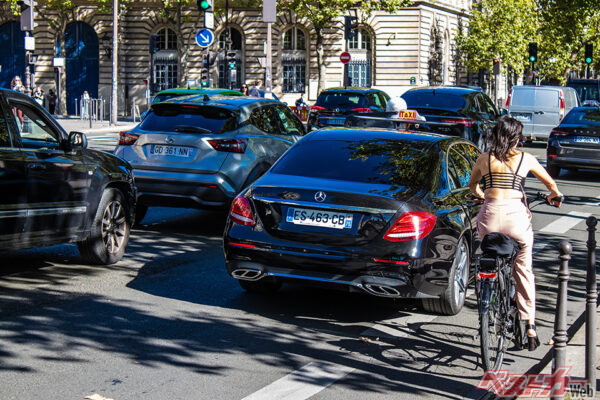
377,92,389,108
402,91,468,110
140,104,237,134
459,143,481,167
250,106,281,134
8,101,59,148
274,105,304,136
478,94,497,116
562,108,600,126
370,93,383,108
0,102,12,147
315,92,367,111
448,147,471,189
470,95,481,113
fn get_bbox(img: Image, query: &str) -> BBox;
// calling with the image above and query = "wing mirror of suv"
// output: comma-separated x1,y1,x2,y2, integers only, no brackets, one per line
68,131,88,150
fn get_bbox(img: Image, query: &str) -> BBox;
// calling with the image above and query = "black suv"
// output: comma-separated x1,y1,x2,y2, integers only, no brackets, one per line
401,87,499,149
0,89,136,264
307,88,390,130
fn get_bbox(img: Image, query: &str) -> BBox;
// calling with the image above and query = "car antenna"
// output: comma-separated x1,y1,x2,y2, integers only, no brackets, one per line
203,94,209,102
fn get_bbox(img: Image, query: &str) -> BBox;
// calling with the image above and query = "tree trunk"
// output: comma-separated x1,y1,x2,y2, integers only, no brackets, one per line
316,29,326,95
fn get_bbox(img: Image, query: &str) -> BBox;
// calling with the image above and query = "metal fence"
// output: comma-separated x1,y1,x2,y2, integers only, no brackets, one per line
74,97,106,122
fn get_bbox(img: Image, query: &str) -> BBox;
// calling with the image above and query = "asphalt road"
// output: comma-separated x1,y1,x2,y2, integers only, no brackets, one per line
0,142,597,400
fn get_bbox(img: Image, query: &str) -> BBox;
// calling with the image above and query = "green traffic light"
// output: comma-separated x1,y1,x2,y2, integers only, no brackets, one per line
529,56,536,62
229,63,236,69
199,0,210,9
201,81,208,87
586,57,592,64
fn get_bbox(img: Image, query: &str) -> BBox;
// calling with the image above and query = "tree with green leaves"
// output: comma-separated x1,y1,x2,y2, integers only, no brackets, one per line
455,0,539,78
276,0,411,93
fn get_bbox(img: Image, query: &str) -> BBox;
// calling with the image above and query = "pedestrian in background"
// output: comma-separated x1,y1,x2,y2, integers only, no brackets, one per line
33,87,45,107
249,80,261,97
295,93,307,109
47,89,57,114
82,91,90,118
240,84,249,95
11,76,24,92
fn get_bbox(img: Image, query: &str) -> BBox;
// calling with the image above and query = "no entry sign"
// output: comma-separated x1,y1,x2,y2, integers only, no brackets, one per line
340,52,351,64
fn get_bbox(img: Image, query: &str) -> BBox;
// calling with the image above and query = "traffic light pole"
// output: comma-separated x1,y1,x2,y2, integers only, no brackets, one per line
266,22,272,92
110,0,118,125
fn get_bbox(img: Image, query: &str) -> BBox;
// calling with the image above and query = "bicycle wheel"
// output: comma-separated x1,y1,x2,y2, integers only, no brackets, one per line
479,279,506,371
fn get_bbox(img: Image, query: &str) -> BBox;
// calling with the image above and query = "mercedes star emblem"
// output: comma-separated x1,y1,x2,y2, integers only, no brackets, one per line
165,136,174,144
314,191,327,202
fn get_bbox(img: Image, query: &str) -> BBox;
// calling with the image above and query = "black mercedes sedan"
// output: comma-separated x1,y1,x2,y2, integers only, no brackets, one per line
224,128,481,315
546,106,600,177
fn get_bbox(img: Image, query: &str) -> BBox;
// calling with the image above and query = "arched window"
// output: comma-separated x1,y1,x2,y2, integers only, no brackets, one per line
282,27,307,93
217,27,243,89
152,28,178,92
348,28,372,87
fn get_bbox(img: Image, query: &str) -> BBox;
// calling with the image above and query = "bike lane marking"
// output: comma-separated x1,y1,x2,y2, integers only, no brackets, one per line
539,211,591,234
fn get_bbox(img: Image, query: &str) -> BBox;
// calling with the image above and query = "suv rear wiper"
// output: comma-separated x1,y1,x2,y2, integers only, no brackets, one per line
173,125,212,134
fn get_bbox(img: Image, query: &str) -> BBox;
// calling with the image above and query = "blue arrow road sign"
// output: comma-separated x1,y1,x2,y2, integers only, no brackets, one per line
195,28,214,48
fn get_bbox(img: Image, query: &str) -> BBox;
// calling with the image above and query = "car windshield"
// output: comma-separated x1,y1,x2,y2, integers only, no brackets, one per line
271,138,437,193
401,91,467,110
568,82,600,102
315,92,367,110
140,104,237,134
562,108,600,126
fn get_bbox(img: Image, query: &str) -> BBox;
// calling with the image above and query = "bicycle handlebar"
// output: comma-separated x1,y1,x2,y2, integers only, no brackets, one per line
531,191,563,208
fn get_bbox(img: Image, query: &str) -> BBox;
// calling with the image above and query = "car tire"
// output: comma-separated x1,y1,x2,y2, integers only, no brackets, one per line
238,278,281,294
547,164,561,178
134,204,148,225
77,188,131,265
422,236,469,316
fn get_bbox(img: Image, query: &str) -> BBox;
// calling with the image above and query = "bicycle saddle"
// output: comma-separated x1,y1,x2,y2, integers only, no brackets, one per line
481,233,521,258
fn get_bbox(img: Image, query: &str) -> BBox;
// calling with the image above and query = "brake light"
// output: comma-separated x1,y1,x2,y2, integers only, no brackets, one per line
559,90,566,120
310,105,326,111
229,195,255,226
477,272,497,279
550,129,569,137
441,118,474,127
383,212,437,242
208,139,247,153
228,242,256,248
118,131,138,145
351,108,373,113
505,89,512,107
373,258,410,266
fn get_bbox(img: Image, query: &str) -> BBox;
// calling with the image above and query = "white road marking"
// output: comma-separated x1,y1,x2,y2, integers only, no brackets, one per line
539,211,591,234
241,362,355,400
579,195,600,207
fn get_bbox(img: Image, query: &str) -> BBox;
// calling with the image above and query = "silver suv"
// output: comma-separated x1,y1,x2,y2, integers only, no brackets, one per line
114,95,306,223
504,85,579,140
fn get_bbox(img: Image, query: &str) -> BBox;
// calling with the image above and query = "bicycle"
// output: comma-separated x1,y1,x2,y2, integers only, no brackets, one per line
475,192,562,371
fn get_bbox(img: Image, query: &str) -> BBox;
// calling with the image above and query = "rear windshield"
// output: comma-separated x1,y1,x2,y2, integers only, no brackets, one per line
140,104,237,134
315,92,367,110
271,139,436,190
562,108,600,126
568,82,600,102
511,88,558,108
401,92,467,110
152,94,184,104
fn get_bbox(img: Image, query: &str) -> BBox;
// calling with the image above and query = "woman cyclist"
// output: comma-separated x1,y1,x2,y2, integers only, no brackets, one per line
468,116,563,351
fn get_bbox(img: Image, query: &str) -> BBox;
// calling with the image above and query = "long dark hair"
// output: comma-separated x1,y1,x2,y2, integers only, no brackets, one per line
487,116,523,162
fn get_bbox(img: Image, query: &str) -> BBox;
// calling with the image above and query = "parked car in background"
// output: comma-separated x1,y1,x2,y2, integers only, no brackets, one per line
566,79,600,105
114,95,306,224
546,106,600,178
0,89,136,264
401,86,498,149
224,128,482,316
504,85,579,141
307,88,390,130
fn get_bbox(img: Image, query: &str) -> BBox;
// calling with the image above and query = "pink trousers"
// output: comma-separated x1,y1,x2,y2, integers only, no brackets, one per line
477,199,535,322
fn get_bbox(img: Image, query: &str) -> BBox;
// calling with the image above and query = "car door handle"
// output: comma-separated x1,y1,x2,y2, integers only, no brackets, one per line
534,110,545,115
27,162,46,170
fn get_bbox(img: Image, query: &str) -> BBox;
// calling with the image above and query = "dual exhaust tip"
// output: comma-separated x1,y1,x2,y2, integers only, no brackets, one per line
231,268,402,298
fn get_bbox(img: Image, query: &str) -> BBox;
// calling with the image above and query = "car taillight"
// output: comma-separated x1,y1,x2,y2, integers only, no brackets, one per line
383,212,437,242
208,139,247,153
310,105,326,111
477,272,497,279
550,129,569,137
505,89,512,107
441,118,474,127
229,195,255,226
118,131,138,145
559,90,566,120
351,108,373,113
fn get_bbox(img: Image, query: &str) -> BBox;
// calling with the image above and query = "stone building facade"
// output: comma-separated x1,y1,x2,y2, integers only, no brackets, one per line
0,0,471,115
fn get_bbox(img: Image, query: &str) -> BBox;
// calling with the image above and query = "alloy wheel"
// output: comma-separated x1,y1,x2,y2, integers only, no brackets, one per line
101,200,127,254
453,241,469,306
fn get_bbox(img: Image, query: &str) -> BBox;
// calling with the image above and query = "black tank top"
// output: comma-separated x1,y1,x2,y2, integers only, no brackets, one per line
482,152,525,191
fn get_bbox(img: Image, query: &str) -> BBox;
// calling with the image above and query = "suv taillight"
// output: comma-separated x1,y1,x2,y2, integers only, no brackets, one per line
384,212,437,242
229,195,255,226
208,139,247,153
505,89,512,107
441,118,475,127
118,131,138,145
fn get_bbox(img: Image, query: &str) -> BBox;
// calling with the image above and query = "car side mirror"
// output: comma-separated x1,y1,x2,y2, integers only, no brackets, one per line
68,131,88,150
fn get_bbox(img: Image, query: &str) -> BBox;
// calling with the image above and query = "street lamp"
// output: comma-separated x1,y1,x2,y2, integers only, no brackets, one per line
102,34,112,59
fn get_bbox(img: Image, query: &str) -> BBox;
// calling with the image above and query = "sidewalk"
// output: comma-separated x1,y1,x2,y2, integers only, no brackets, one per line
53,115,138,135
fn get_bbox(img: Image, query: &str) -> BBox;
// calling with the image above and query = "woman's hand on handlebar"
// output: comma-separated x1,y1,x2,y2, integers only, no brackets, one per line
547,191,563,207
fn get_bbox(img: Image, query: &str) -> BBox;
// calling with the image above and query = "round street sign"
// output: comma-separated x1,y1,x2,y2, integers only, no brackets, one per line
196,28,214,48
340,52,351,64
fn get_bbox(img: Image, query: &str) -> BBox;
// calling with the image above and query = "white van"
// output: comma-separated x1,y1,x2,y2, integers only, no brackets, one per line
504,85,579,140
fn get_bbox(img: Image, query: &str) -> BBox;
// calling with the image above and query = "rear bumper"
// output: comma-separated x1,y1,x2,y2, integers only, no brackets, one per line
547,140,600,169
